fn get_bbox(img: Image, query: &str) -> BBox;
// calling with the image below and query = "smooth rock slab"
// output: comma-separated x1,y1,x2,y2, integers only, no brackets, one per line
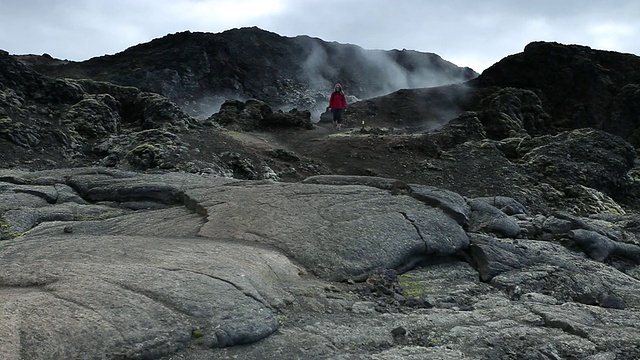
0,234,304,359
190,181,469,281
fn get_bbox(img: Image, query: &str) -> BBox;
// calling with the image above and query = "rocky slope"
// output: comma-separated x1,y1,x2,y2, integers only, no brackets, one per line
18,27,476,119
2,33,640,359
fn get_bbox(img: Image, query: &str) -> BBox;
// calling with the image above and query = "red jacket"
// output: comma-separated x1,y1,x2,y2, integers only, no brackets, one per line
329,91,347,109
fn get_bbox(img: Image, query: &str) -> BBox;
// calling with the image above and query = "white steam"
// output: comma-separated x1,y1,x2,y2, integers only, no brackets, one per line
301,43,335,91
195,40,474,124
300,41,471,99
182,93,248,120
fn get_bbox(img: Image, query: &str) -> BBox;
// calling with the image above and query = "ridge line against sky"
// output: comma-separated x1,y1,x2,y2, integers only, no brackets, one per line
1,0,639,73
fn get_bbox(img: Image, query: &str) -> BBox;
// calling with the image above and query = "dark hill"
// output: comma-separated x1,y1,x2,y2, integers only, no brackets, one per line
20,27,476,118
343,41,640,145
473,41,640,144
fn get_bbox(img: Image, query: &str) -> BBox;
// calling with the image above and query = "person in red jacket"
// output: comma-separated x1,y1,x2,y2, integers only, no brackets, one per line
328,83,347,130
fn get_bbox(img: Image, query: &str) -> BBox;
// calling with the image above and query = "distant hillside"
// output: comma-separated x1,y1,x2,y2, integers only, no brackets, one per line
5,35,640,213
342,41,640,147
18,27,477,118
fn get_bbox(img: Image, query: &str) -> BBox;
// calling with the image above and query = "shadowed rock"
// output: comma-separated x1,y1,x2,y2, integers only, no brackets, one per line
468,234,640,308
468,198,522,238
570,229,640,263
206,99,313,131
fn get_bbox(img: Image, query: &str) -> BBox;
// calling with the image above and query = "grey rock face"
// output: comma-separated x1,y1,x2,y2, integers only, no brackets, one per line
191,180,469,281
0,235,289,358
2,170,640,360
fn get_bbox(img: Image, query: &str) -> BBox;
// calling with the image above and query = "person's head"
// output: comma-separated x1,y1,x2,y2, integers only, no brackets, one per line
334,83,343,92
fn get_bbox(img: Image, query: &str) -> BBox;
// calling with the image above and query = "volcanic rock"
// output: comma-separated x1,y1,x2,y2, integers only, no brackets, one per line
0,169,639,359
3,31,640,360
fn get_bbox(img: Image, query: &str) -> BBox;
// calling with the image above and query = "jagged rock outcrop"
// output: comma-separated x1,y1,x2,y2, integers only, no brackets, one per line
206,99,313,131
515,129,634,195
0,50,298,178
473,41,640,145
343,41,640,146
18,27,477,118
0,50,195,170
475,87,552,139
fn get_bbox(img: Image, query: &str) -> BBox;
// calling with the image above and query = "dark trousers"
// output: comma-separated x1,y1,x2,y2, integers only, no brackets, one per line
332,108,344,123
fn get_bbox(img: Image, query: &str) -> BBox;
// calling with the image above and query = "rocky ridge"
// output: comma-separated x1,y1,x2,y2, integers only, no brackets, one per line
18,27,477,119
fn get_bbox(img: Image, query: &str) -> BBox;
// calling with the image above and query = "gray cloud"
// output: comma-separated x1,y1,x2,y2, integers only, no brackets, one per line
1,0,639,72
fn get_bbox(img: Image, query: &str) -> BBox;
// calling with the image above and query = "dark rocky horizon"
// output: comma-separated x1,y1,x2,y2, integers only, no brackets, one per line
16,27,477,120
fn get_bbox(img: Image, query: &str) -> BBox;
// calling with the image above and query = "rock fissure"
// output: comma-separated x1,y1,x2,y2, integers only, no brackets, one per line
45,289,129,342
161,267,272,310
181,193,206,216
400,211,428,250
14,188,57,204
531,308,592,340
244,230,279,244
0,177,28,185
106,280,195,318
0,284,49,292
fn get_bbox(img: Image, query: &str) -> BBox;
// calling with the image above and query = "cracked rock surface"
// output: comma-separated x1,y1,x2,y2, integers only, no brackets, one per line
1,169,640,359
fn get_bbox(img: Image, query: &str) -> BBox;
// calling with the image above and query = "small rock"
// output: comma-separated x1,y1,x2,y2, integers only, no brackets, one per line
351,301,377,314
506,284,522,300
391,326,407,337
599,294,626,310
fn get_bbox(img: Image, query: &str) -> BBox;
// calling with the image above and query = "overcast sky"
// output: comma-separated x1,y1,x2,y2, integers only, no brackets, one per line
1,0,639,73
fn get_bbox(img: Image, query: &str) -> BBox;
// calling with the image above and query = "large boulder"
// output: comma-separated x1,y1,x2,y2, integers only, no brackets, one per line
476,87,552,139
60,94,121,138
